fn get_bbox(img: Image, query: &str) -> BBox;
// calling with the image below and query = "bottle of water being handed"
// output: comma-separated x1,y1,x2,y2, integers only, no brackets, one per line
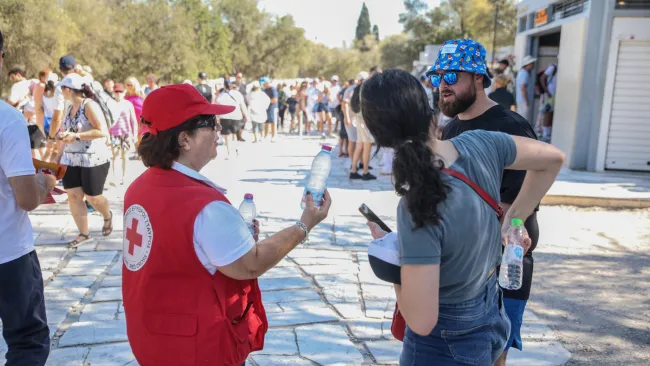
498,218,525,290
238,193,256,235
301,145,332,210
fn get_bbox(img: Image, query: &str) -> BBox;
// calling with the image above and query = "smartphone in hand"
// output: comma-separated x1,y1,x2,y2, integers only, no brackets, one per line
359,203,392,233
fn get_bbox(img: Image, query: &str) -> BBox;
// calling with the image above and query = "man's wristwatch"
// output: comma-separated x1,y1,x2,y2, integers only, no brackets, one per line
295,221,309,244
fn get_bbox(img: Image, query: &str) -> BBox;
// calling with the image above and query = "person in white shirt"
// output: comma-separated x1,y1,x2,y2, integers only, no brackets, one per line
0,30,57,365
515,55,537,124
43,55,76,162
328,76,341,132
7,68,31,113
216,79,249,157
247,84,270,143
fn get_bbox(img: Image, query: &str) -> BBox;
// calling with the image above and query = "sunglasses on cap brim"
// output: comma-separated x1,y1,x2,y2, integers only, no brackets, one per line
429,71,459,88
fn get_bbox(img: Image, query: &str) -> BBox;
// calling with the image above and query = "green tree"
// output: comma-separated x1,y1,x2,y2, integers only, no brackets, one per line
0,0,78,93
380,34,417,70
372,25,380,41
397,0,517,64
174,0,232,78
355,2,372,44
218,0,308,78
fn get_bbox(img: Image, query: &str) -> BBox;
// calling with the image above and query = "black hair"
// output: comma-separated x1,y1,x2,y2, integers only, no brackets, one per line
360,69,449,228
138,115,212,169
0,30,4,51
499,59,510,67
8,68,25,77
64,83,95,99
350,84,361,114
45,80,56,94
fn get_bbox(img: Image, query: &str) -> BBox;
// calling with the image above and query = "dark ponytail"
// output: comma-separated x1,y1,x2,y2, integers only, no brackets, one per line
81,83,96,99
392,140,448,227
360,69,449,228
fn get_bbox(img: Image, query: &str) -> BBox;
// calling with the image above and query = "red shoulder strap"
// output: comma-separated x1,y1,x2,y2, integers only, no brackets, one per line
442,168,503,218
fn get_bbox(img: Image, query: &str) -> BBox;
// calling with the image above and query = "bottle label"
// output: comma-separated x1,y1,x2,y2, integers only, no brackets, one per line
504,244,524,261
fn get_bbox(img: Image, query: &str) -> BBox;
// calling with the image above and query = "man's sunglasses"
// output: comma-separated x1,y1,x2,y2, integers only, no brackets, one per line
429,71,459,88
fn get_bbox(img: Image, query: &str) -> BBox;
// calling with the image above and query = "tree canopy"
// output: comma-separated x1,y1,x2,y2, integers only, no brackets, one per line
0,0,517,94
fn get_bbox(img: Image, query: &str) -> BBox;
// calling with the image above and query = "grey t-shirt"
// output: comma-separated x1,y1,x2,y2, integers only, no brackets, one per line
397,130,516,304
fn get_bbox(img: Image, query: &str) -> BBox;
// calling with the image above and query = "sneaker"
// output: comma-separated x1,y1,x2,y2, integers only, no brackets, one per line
349,172,363,180
362,173,377,181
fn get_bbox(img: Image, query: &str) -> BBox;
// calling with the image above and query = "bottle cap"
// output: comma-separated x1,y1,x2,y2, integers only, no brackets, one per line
244,193,254,200
511,218,523,227
321,145,332,151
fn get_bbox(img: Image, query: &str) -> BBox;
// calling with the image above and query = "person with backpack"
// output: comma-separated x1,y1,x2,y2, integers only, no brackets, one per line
216,79,248,158
515,55,537,124
57,73,113,248
361,66,564,365
537,62,557,142
196,72,213,103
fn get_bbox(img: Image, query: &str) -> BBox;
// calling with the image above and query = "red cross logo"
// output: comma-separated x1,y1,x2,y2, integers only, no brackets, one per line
126,218,143,256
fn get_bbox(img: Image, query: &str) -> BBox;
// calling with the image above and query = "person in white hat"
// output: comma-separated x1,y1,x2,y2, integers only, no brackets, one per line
515,55,537,123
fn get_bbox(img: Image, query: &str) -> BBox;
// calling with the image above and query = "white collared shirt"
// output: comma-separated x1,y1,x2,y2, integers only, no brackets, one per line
172,162,254,275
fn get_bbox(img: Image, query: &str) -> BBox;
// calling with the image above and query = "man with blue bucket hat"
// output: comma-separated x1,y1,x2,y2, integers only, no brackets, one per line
429,39,541,366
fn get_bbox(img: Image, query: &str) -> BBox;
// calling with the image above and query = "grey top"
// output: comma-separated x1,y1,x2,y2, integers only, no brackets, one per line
397,130,516,304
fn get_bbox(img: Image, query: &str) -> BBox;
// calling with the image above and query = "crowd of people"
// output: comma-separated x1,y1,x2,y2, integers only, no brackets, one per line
1,27,566,366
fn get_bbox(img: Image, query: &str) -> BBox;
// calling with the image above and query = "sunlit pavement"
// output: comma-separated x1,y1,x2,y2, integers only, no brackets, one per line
4,131,649,365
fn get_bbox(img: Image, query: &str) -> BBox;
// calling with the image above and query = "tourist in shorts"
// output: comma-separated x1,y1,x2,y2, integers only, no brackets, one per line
109,83,138,185
261,77,278,142
216,79,248,157
57,74,113,248
247,84,270,143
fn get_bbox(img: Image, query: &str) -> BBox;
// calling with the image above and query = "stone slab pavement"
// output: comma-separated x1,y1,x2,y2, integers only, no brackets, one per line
1,134,570,365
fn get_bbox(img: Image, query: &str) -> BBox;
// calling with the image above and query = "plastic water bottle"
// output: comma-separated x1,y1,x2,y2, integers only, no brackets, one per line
238,193,256,235
301,145,332,209
498,218,525,290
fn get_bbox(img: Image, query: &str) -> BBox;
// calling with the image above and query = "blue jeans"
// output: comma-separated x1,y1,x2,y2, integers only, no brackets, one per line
400,274,510,365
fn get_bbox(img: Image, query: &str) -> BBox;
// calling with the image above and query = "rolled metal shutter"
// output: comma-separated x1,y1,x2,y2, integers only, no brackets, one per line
605,40,650,171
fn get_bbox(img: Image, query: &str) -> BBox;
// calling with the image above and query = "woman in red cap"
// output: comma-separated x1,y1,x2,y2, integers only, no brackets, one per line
122,84,332,366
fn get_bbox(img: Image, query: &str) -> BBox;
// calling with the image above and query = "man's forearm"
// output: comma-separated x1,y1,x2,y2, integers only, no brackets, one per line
507,168,560,221
520,86,529,105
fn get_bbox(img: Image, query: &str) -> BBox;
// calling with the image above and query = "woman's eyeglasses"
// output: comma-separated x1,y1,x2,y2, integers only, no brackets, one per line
429,71,459,88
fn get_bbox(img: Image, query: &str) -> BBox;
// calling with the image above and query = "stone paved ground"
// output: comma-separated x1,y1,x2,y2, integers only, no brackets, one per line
7,132,645,365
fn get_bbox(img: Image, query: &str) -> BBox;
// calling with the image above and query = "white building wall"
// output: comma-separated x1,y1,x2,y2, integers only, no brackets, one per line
551,19,588,161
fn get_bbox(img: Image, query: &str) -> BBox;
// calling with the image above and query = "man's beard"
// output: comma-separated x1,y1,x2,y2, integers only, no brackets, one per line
438,82,477,117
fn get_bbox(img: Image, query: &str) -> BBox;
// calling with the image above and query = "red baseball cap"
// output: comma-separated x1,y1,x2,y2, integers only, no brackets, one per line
141,84,235,135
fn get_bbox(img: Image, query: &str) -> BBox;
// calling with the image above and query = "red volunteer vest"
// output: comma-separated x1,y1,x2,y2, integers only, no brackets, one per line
122,167,267,366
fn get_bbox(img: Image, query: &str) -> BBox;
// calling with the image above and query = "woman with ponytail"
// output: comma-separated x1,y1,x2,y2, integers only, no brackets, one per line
57,73,113,248
361,69,565,365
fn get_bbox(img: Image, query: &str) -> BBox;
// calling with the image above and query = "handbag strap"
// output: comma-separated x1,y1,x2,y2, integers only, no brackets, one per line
442,168,503,218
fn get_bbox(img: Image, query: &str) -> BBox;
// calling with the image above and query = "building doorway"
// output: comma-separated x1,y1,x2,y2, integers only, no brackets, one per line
532,32,561,142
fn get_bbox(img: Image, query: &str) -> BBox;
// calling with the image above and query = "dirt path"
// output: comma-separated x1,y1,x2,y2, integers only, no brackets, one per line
530,206,650,365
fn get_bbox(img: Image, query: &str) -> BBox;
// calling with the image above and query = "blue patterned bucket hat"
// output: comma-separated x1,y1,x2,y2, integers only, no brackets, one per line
427,39,491,88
